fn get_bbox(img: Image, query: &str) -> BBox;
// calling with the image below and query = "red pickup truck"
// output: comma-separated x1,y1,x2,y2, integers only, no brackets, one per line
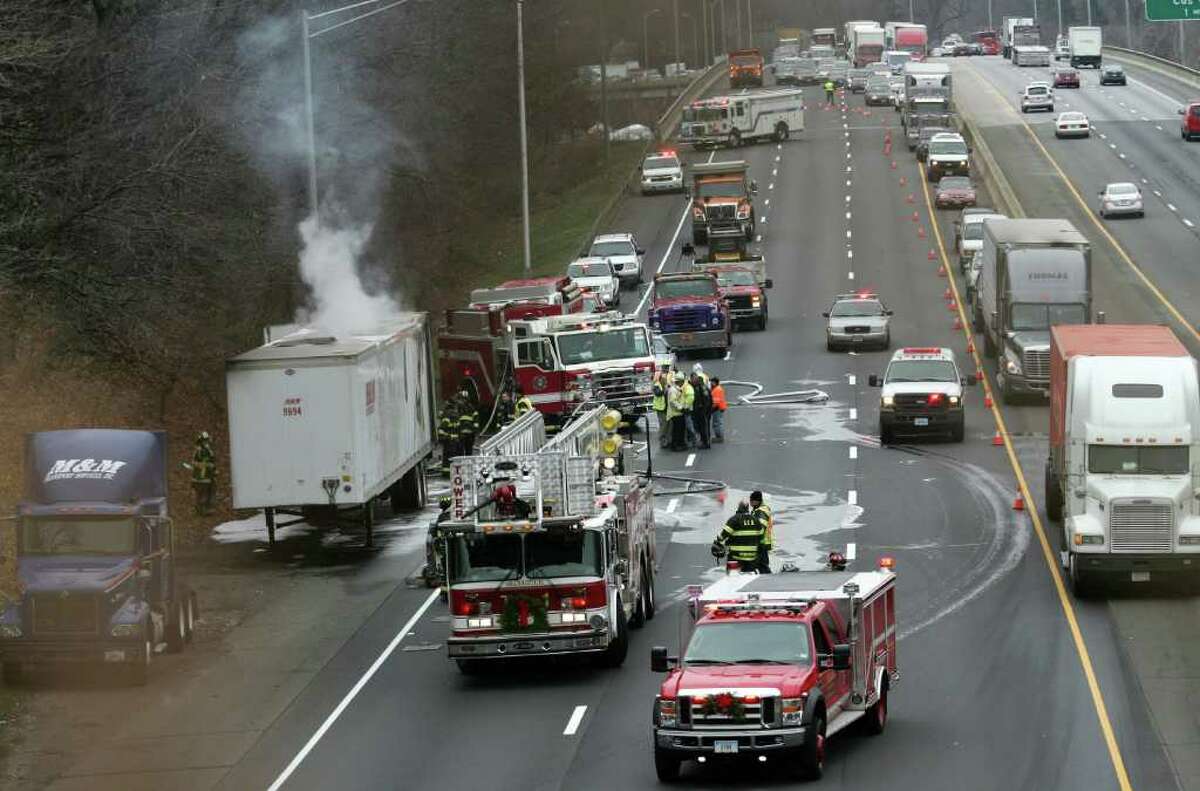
651,558,897,781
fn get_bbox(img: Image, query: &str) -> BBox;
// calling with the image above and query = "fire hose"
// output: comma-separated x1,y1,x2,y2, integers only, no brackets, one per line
720,380,830,405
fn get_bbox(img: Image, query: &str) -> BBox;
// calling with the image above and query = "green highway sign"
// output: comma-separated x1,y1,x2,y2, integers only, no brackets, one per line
1146,0,1200,21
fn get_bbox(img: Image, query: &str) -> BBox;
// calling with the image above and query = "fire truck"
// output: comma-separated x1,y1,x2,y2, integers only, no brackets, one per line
650,556,898,780
467,276,590,316
438,310,656,425
442,407,656,672
679,91,803,149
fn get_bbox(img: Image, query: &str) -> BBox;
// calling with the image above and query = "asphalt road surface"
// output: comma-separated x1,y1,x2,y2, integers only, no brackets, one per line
211,69,1197,791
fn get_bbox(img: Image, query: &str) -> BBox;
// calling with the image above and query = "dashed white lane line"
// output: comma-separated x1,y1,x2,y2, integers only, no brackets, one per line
775,155,781,162
847,374,857,386
764,198,771,206
666,498,679,513
563,706,588,736
846,541,857,560
846,152,852,159
265,588,441,791
847,249,854,258
848,271,855,280
845,179,852,186
846,229,852,238
1099,133,1107,139
756,234,762,242
768,183,775,190
845,195,852,202
1141,178,1149,184
849,408,858,420
1156,125,1163,131
849,446,858,460
846,166,853,172
1154,190,1163,197
1184,219,1195,228
685,453,696,467
1108,143,1117,150
846,211,852,220
1167,203,1178,212
1119,153,1126,160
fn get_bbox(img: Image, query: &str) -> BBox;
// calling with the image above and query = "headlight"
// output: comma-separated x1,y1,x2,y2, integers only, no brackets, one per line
751,296,761,306
949,395,960,405
710,314,721,327
658,699,678,728
1004,355,1022,375
0,624,22,639
1073,534,1105,546
1180,536,1200,545
781,696,805,725
737,207,750,219
881,396,894,407
110,623,139,638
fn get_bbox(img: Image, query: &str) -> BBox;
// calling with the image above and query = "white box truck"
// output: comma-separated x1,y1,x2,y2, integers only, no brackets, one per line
226,316,436,546
1046,325,1200,595
1068,26,1102,69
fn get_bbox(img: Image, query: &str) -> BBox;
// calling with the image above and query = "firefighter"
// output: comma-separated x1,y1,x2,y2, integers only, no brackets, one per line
438,397,460,471
424,495,453,588
514,387,534,418
652,367,669,448
495,389,516,427
667,371,688,451
749,490,774,574
456,389,479,455
681,371,698,449
712,500,768,572
824,79,836,104
710,377,728,442
191,431,217,516
689,371,712,449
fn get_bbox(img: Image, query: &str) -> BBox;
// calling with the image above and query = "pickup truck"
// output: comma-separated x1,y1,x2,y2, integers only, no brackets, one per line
649,272,732,356
688,247,772,331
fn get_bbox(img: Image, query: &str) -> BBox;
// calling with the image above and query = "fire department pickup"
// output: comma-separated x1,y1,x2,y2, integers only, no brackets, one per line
869,347,974,444
651,557,898,781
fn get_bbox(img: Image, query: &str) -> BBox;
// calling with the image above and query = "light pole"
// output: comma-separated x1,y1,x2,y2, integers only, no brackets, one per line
643,8,662,70
673,0,681,71
735,0,742,49
909,0,914,24
1056,0,1063,38
746,0,753,51
516,1,532,276
682,12,699,67
1125,0,1132,47
1086,0,1092,26
300,0,415,224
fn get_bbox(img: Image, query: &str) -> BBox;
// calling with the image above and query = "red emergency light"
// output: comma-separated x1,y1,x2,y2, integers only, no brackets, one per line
879,556,896,570
902,347,941,355
927,393,944,406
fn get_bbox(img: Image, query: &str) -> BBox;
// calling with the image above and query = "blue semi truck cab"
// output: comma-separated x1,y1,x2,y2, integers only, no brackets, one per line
0,430,197,684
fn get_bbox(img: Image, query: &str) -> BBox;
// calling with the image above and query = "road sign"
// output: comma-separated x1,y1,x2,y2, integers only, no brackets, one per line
1145,0,1200,21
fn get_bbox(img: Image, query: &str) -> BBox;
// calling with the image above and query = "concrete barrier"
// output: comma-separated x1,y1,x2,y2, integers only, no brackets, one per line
1103,45,1200,91
955,115,1025,219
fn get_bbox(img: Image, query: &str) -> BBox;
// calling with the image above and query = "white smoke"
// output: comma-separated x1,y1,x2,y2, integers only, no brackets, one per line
294,217,401,336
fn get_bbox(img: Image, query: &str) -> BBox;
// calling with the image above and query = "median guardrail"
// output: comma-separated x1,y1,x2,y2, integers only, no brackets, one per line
1102,45,1200,89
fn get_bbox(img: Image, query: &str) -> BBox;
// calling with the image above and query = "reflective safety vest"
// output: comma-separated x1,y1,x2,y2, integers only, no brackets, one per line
438,410,457,441
652,381,666,412
191,446,216,484
515,396,534,416
824,81,835,92
711,384,728,411
719,513,767,562
457,409,478,437
752,504,774,549
682,382,695,412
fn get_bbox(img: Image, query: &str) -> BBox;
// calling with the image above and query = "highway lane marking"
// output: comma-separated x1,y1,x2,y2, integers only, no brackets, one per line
845,211,852,219
632,150,716,316
1099,132,1107,139
266,588,441,791
845,541,857,559
563,705,587,736
847,250,853,258
666,498,679,514
847,490,857,505
685,453,696,467
845,179,852,187
845,229,852,238
848,271,855,280
1167,203,1177,212
847,374,856,386
1184,219,1195,228
1155,125,1163,131
849,407,857,420
1153,189,1163,197
1118,153,1126,160
965,60,1200,350
917,154,1134,791
848,446,857,460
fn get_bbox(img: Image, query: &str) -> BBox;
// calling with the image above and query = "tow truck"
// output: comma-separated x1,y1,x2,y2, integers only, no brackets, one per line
650,555,898,781
686,232,772,331
687,160,757,245
443,407,656,672
868,347,975,444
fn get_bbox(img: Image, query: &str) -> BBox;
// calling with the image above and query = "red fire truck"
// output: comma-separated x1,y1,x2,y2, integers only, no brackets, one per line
442,407,656,672
438,310,656,423
650,557,898,781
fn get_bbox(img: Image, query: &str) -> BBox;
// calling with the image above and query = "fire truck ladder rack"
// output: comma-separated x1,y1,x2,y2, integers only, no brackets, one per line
476,409,547,456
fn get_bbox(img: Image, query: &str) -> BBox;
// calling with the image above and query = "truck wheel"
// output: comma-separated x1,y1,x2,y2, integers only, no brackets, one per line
1046,464,1064,522
999,373,1015,404
863,678,888,735
1069,555,1095,599
185,591,198,643
128,637,152,686
598,601,628,668
644,567,656,621
654,748,682,782
166,598,187,654
630,580,647,629
757,312,767,331
880,425,894,446
392,464,427,511
951,419,965,443
775,122,789,142
2,662,23,686
796,712,827,779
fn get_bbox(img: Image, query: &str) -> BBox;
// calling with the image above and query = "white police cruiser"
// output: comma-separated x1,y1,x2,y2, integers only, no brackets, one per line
868,347,975,444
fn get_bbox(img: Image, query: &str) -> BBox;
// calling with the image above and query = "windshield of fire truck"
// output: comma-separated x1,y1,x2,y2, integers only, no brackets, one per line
447,531,603,583
20,517,137,556
683,107,727,122
556,326,650,365
685,621,813,665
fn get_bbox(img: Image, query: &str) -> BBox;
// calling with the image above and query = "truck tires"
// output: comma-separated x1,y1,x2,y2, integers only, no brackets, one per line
654,748,682,782
1045,463,1063,522
1069,555,1095,598
951,419,965,443
391,463,427,512
880,424,894,446
774,122,789,142
598,600,628,668
166,597,188,654
796,712,827,780
863,677,889,735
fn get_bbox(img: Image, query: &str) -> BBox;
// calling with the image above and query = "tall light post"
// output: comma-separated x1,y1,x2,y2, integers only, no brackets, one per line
643,8,663,70
988,0,994,30
681,12,700,67
1056,0,1063,38
1086,0,1092,26
746,0,754,51
909,0,915,24
515,1,532,276
673,0,681,70
300,0,414,224
1125,0,1132,47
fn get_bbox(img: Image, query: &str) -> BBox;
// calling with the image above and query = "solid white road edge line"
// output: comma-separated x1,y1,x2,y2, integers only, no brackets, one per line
563,705,588,736
266,588,441,791
846,542,857,560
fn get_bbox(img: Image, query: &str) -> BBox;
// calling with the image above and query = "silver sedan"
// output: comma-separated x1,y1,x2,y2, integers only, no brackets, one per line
1097,182,1145,218
824,294,893,351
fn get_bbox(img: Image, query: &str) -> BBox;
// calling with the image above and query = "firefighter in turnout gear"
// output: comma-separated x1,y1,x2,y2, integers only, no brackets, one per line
652,368,669,448
191,431,217,516
438,398,460,471
749,490,774,573
455,390,479,456
514,387,534,418
712,500,769,572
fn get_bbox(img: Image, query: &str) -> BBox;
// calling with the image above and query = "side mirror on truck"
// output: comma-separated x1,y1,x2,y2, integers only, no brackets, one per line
764,279,774,289
750,181,759,194
868,374,881,387
651,646,677,673
831,644,851,670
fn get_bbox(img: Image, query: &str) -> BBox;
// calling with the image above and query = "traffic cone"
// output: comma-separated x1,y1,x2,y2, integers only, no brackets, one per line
984,393,993,408
1012,491,1025,511
992,430,1004,446
976,370,985,382
918,226,927,239
932,251,941,264
943,287,953,299
899,176,907,186
905,193,915,204
967,340,976,354
946,301,957,312
717,489,727,505
953,316,963,330
890,161,898,170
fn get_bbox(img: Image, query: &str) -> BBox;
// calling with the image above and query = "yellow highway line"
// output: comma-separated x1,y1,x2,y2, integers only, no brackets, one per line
962,58,1200,347
916,161,1134,791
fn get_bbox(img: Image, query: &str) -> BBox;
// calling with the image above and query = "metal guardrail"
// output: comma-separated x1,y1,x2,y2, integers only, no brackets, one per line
1102,45,1200,85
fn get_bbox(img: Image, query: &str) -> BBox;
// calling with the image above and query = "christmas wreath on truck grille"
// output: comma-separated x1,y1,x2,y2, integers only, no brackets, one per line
499,593,549,633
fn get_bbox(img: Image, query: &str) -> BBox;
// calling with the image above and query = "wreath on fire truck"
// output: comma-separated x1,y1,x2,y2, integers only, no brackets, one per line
499,593,549,633
698,692,746,719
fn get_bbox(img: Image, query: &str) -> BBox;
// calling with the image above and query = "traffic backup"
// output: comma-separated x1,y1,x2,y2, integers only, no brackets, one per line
651,558,898,781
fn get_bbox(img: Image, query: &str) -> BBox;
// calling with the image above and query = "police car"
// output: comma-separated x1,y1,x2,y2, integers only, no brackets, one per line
823,292,893,351
868,347,975,444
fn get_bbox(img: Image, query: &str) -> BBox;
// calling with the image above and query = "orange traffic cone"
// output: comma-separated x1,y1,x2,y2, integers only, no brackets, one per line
911,211,920,222
953,316,963,330
976,370,984,382
899,176,907,186
936,263,946,275
943,288,953,299
918,227,927,239
992,431,1004,446
984,393,993,408
946,301,957,312
891,161,898,170
905,193,915,204
967,340,975,353
1012,491,1025,511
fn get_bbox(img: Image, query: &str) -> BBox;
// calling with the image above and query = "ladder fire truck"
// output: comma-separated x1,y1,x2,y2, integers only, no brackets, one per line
441,407,656,672
650,555,898,780
438,309,656,425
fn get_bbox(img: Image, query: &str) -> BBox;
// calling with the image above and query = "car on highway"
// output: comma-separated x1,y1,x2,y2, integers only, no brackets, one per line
930,46,946,57
934,176,978,209
926,132,971,180
1054,37,1070,61
916,126,955,162
1054,111,1091,138
585,232,645,287
823,292,893,351
865,77,892,105
848,68,870,92
965,249,984,308
869,346,974,444
952,42,980,56
1052,67,1080,89
1099,63,1127,85
1019,82,1054,113
639,151,684,195
1180,101,1200,141
888,76,906,107
955,210,1006,271
1097,182,1145,218
566,258,619,306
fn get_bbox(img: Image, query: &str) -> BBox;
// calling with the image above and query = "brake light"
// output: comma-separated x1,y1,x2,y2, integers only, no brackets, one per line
582,581,607,608
902,347,941,354
451,591,479,616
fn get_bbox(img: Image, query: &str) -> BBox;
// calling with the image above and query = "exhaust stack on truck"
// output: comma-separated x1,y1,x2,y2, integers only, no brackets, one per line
1046,324,1200,596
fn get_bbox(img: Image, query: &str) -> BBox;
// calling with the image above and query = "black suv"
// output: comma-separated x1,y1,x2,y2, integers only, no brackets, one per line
1099,64,1126,86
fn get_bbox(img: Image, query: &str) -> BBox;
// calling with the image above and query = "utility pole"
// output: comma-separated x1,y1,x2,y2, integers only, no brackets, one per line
1086,0,1092,26
735,0,742,48
1056,0,1063,37
988,0,993,31
1180,21,1186,65
701,0,709,65
1125,0,1132,47
600,9,609,167
674,0,681,70
516,0,532,276
747,0,753,51
909,0,914,24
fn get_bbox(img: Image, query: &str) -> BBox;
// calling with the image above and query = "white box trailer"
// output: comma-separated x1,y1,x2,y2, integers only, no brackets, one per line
226,315,436,546
1068,26,1102,68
